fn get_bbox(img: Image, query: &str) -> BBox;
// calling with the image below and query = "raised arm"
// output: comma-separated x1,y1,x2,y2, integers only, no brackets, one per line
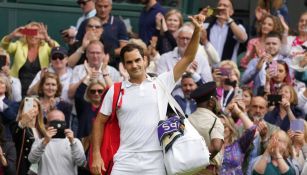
173,14,205,81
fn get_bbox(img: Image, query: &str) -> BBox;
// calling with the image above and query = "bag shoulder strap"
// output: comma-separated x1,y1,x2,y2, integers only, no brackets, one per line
156,78,185,119
209,117,217,136
110,82,122,120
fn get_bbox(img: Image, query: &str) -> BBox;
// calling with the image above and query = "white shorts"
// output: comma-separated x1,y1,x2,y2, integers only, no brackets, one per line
111,151,166,175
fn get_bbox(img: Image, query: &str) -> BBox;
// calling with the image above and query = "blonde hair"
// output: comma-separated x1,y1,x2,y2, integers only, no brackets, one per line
84,79,105,103
222,116,238,144
279,84,298,106
165,9,183,28
16,97,46,138
268,130,293,158
0,75,12,100
220,60,241,79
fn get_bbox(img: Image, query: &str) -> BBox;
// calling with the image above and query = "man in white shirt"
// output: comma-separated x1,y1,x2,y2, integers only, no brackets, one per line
90,14,206,175
68,40,121,98
28,110,86,175
204,0,248,62
157,25,213,83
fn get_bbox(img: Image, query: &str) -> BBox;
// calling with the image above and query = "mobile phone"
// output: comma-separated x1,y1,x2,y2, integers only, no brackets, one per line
224,78,237,87
290,119,305,132
219,68,231,76
49,120,67,139
269,60,278,77
23,97,34,113
267,94,282,106
19,28,38,36
206,7,220,17
235,88,243,99
0,55,6,68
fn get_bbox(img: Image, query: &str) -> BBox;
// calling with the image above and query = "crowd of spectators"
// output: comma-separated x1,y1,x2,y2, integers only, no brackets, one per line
0,0,306,174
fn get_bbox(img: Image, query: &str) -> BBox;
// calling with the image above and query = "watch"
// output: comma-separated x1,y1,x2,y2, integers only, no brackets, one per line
227,18,234,25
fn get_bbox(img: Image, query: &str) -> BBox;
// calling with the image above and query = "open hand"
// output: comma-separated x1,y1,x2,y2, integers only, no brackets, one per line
189,14,206,29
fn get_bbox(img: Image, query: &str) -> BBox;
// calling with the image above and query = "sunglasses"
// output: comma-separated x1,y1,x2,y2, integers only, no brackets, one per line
77,0,89,5
89,89,104,95
86,24,102,29
51,53,65,61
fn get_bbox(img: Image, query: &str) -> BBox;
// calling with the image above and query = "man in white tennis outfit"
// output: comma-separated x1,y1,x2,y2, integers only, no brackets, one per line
90,14,206,175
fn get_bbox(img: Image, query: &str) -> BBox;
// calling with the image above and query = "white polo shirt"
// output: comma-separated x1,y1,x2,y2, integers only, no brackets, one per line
70,64,121,85
100,71,176,153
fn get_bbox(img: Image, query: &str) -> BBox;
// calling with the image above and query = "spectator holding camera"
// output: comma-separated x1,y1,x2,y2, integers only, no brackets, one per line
264,60,292,94
12,97,46,175
203,0,248,62
252,130,299,175
0,22,58,97
241,32,291,95
28,109,86,175
264,84,301,131
212,60,240,111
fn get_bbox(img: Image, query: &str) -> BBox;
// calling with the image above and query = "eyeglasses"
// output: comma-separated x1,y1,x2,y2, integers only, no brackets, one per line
77,0,89,6
178,36,191,41
89,89,104,95
86,24,102,29
51,53,65,61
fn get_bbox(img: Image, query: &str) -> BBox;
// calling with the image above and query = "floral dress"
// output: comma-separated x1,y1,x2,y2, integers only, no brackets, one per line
220,125,257,175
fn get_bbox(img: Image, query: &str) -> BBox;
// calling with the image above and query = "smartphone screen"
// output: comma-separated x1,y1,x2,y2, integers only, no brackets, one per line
235,88,243,100
23,97,33,113
19,28,38,36
290,119,304,132
269,60,278,77
219,68,231,76
267,94,282,106
49,120,67,138
207,7,220,17
0,55,6,68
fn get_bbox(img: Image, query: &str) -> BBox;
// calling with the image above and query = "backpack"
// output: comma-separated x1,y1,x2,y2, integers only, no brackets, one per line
89,82,122,175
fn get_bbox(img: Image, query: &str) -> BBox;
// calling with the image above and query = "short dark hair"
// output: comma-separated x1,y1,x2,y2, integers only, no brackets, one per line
181,72,193,80
266,31,282,41
120,44,144,63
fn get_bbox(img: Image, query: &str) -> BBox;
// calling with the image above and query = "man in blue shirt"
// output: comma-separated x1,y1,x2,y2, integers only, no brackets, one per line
76,0,128,62
139,0,166,45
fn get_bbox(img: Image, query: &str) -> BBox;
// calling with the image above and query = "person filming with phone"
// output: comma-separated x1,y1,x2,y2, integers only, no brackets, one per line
202,0,248,62
242,32,292,95
264,84,302,132
0,21,58,97
12,97,46,175
28,109,86,175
